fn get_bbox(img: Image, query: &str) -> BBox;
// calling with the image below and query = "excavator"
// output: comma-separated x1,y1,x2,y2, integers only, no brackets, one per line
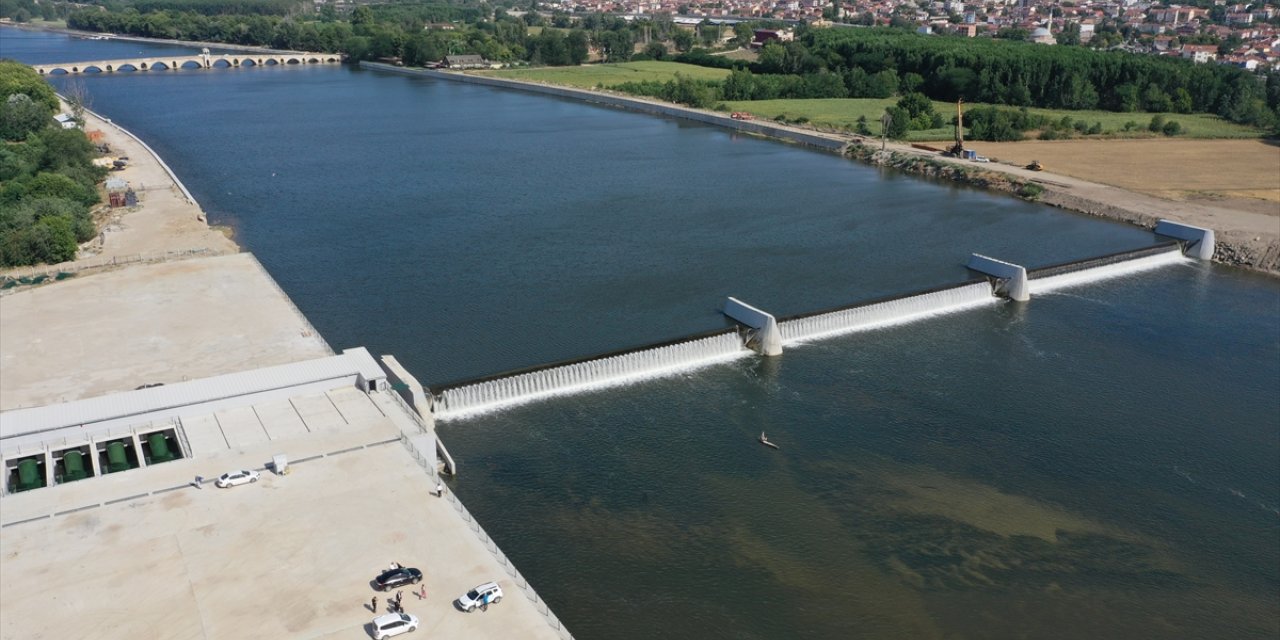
1026,160,1044,171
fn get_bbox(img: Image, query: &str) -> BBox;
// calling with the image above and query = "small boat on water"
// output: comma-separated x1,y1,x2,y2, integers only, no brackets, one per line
759,432,779,450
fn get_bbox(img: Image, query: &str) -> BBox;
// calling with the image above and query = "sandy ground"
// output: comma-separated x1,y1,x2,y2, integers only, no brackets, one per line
0,391,565,640
0,252,332,410
972,138,1280,214
80,105,239,260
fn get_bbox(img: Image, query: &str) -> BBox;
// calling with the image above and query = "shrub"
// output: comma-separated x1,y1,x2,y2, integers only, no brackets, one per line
1017,183,1045,200
1162,120,1182,136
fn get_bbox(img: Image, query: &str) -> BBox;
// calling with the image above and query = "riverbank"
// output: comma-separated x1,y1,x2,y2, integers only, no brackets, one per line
0,100,239,282
372,62,1278,274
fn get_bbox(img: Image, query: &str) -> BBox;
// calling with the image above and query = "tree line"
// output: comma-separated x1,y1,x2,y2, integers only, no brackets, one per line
0,62,106,267
676,28,1280,129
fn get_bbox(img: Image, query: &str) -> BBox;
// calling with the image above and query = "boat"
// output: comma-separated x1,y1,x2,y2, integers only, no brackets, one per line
758,432,779,450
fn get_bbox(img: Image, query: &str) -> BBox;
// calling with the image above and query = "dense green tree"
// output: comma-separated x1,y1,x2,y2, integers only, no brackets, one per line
0,60,60,113
566,31,589,65
0,94,51,142
672,29,695,53
602,30,634,62
883,106,910,139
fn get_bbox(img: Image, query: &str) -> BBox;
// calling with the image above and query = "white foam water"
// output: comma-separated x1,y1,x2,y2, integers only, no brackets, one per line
434,332,748,420
1028,248,1187,295
778,281,996,344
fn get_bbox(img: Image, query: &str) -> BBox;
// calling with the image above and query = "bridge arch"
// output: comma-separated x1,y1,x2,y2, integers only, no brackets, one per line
82,65,104,73
117,63,138,72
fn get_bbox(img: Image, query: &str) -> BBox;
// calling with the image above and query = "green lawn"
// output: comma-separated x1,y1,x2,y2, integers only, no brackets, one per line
719,98,1267,140
477,61,731,88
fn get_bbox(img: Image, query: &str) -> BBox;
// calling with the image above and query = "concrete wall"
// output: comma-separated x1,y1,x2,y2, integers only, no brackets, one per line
360,63,850,154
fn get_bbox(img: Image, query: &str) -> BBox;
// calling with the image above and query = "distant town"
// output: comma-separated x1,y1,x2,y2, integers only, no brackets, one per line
517,0,1280,68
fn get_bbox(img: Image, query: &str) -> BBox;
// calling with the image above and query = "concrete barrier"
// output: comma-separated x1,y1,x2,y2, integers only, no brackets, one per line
359,63,850,153
967,254,1030,301
1155,219,1216,261
723,297,783,356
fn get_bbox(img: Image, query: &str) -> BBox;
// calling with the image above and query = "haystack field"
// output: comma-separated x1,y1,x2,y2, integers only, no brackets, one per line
976,138,1280,215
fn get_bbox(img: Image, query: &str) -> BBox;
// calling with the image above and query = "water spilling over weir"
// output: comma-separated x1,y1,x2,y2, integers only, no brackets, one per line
433,332,747,420
778,281,997,344
431,240,1197,420
1027,243,1187,295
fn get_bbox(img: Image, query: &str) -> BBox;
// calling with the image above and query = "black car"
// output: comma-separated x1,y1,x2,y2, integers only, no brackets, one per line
375,567,423,591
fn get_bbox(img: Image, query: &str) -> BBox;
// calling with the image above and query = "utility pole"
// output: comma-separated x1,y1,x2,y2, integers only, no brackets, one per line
880,110,892,151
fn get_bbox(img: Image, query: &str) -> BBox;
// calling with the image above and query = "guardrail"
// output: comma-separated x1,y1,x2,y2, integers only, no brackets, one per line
387,391,572,640
243,255,334,355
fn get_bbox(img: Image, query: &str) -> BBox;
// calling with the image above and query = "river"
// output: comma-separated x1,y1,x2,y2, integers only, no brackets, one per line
7,26,1279,639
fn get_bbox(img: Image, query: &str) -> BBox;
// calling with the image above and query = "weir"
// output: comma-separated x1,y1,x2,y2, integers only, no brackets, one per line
1026,243,1186,295
427,240,1195,421
777,281,996,343
432,331,747,420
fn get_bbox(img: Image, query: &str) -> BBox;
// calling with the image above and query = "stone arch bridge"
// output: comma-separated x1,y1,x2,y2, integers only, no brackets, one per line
33,51,341,75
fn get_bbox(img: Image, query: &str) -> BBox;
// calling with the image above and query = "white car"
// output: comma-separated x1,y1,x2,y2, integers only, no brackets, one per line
457,582,503,612
214,469,259,488
371,612,418,639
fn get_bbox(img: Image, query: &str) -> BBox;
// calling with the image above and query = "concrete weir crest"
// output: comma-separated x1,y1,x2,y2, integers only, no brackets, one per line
723,297,783,356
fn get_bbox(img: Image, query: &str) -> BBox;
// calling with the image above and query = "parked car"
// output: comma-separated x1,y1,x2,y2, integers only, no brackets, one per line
457,582,503,612
374,567,423,591
214,470,259,488
371,612,419,639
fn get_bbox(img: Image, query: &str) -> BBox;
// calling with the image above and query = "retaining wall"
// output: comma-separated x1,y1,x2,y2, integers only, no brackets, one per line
359,62,849,154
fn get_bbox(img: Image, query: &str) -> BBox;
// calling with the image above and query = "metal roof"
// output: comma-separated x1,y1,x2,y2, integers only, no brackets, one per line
0,348,385,441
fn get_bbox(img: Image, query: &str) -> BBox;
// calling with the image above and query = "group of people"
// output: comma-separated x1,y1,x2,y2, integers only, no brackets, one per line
371,562,429,616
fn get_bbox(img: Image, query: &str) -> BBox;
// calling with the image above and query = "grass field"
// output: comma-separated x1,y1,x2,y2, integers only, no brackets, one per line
477,61,731,88
719,98,1267,140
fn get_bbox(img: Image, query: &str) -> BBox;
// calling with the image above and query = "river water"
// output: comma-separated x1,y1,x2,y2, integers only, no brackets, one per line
8,27,1279,639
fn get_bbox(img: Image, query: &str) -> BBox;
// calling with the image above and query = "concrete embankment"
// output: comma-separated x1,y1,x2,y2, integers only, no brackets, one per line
359,62,848,154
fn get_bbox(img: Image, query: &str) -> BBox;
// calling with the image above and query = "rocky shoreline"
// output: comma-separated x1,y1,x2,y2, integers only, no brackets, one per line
845,143,1280,275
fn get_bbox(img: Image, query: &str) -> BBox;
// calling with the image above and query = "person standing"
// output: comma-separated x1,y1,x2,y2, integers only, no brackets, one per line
371,596,378,612
435,481,444,497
